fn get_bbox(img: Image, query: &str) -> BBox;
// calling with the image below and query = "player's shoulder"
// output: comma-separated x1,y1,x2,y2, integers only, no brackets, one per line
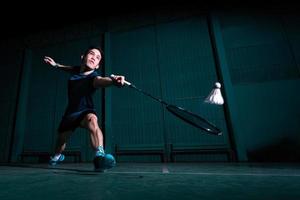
68,66,81,75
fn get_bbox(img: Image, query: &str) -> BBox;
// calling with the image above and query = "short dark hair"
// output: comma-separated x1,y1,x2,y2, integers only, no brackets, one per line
82,46,104,59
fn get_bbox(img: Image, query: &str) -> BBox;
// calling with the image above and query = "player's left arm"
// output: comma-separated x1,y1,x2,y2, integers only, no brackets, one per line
93,75,125,88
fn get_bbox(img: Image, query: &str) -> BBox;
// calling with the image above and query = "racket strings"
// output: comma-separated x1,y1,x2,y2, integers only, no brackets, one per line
166,105,222,135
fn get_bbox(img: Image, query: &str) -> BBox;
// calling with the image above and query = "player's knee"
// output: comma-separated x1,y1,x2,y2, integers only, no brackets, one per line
86,114,99,131
87,113,98,122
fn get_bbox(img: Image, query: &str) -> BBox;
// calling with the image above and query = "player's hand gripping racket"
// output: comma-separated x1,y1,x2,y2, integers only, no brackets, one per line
111,74,222,136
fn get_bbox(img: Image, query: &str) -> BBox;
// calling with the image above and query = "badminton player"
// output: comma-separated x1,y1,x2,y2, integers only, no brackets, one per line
44,46,125,171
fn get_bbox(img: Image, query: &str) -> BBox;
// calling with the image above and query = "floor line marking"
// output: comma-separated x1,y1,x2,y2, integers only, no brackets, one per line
162,164,170,174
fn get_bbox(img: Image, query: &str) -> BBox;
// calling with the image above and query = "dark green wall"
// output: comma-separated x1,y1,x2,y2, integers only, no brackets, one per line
1,8,300,163
4,22,107,163
12,38,104,163
219,11,300,161
106,11,234,162
0,39,24,162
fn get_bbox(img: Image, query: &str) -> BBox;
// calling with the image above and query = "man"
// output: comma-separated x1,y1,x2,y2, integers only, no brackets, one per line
44,46,125,171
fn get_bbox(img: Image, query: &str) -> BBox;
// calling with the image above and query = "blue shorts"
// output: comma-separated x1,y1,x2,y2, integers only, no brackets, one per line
57,109,97,133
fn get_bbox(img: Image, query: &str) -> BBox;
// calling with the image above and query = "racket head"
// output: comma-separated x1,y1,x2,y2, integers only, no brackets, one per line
166,105,222,136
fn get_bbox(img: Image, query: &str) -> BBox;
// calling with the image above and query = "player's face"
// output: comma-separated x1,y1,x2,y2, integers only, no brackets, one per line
84,49,102,70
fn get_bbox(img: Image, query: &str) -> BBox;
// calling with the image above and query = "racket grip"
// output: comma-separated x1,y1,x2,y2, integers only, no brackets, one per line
110,74,131,86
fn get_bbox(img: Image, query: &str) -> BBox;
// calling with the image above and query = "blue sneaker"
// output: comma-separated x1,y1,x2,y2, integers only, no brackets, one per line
49,154,65,166
93,154,116,172
104,154,116,169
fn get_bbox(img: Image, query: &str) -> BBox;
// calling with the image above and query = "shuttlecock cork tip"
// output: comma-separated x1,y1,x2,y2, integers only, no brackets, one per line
215,82,221,88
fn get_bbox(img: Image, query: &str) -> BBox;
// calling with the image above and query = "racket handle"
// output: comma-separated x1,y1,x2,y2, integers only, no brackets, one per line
110,74,131,86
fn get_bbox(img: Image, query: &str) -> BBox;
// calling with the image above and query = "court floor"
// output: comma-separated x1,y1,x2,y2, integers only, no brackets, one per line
1,162,300,200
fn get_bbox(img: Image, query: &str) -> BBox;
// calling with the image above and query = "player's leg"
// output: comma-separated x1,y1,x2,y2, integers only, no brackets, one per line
80,113,104,156
49,131,72,165
80,113,115,171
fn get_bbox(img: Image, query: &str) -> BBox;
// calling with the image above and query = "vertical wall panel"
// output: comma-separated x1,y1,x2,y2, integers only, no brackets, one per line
221,13,299,84
109,26,165,154
220,12,300,161
0,41,23,162
108,13,232,162
156,16,231,160
13,36,103,162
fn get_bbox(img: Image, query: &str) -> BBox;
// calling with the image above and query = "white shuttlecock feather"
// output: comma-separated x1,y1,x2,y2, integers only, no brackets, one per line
204,82,224,105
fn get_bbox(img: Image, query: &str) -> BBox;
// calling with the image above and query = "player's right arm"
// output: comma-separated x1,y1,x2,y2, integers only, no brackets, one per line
44,56,74,71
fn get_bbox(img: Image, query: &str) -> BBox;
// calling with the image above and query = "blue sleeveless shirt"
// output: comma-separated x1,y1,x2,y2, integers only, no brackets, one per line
58,66,99,132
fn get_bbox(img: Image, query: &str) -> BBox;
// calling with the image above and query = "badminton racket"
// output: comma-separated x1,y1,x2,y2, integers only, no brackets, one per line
111,74,222,136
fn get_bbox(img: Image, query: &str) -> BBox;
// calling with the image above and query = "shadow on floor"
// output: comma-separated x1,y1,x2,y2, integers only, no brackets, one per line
247,138,300,162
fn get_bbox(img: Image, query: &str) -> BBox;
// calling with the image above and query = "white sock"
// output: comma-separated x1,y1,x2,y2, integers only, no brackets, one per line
95,146,105,157
52,154,61,161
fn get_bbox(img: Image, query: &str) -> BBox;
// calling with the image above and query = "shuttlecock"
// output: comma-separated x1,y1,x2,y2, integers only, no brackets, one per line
204,82,224,105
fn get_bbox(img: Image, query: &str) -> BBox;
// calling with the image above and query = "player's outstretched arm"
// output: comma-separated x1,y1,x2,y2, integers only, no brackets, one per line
93,75,125,88
44,56,74,71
